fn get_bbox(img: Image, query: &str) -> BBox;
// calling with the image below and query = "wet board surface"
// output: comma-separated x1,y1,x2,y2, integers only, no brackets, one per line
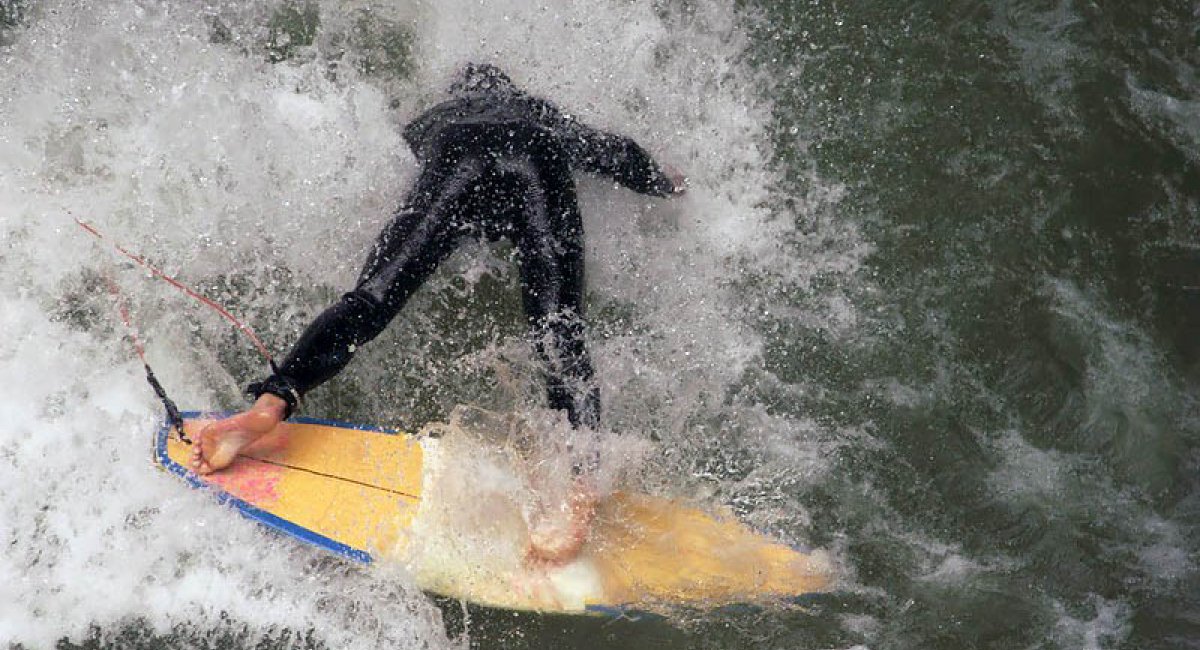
155,413,833,615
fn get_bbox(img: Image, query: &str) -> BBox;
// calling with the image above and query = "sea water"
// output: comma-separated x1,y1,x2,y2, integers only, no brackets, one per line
1,1,1196,649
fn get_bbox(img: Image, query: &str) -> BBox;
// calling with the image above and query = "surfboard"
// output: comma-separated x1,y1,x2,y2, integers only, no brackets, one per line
154,412,833,615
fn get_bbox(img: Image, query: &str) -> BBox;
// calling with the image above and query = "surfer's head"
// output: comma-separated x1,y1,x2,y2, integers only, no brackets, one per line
449,63,518,97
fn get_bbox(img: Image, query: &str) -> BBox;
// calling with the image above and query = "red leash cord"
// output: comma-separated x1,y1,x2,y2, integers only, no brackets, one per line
100,272,190,443
76,218,283,440
75,218,277,367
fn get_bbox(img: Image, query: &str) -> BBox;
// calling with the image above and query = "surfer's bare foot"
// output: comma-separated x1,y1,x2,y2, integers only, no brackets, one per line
526,485,597,565
191,394,288,475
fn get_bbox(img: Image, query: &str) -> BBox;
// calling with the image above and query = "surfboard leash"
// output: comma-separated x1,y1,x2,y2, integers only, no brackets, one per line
99,272,191,444
74,218,280,372
76,217,285,441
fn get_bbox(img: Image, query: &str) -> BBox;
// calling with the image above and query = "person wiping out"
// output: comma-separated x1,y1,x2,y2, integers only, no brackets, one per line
191,63,687,563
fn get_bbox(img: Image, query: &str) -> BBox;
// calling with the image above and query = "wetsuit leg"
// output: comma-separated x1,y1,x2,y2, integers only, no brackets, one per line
496,142,600,430
268,135,486,397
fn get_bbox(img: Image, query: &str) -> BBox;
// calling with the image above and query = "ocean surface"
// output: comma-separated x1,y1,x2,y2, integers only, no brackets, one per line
1,1,1196,648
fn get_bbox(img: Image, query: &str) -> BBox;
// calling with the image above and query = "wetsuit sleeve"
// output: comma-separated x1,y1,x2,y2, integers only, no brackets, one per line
534,100,676,197
246,291,398,418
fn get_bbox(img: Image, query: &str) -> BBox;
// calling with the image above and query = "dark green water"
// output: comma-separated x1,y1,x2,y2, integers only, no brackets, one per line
1,1,1196,649
732,1,1200,648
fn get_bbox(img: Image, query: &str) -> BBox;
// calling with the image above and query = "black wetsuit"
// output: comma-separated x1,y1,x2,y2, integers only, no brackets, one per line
249,66,676,429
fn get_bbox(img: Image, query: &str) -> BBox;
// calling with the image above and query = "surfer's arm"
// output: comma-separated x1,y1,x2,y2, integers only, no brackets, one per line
534,100,682,196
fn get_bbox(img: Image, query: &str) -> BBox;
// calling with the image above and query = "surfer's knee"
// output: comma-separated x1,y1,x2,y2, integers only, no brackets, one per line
339,289,394,335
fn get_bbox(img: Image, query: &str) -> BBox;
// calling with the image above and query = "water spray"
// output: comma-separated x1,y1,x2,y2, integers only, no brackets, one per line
75,217,283,440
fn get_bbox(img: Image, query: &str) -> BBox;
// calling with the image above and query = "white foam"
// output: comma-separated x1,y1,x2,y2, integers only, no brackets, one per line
1051,596,1132,650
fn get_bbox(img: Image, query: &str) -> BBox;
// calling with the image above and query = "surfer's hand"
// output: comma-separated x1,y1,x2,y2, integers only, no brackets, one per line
526,486,598,565
191,394,287,475
664,163,687,195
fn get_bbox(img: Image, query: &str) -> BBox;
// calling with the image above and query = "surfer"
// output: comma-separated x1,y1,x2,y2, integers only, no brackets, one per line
191,63,686,562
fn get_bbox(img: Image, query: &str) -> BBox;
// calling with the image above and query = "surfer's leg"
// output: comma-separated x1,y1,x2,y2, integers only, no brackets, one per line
501,155,599,431
500,146,602,564
269,204,468,390
195,143,482,474
272,151,485,398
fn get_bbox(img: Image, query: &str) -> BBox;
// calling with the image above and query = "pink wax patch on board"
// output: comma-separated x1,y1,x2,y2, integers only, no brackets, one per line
205,457,283,505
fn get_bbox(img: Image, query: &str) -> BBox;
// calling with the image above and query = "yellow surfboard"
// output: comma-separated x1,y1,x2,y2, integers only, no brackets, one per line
155,413,833,615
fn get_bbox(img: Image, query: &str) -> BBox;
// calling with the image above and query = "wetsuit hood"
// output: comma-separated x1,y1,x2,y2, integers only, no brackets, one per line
403,63,528,157
449,63,519,98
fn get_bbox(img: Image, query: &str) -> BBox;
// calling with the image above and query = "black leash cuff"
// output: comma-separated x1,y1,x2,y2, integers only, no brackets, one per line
246,375,301,420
